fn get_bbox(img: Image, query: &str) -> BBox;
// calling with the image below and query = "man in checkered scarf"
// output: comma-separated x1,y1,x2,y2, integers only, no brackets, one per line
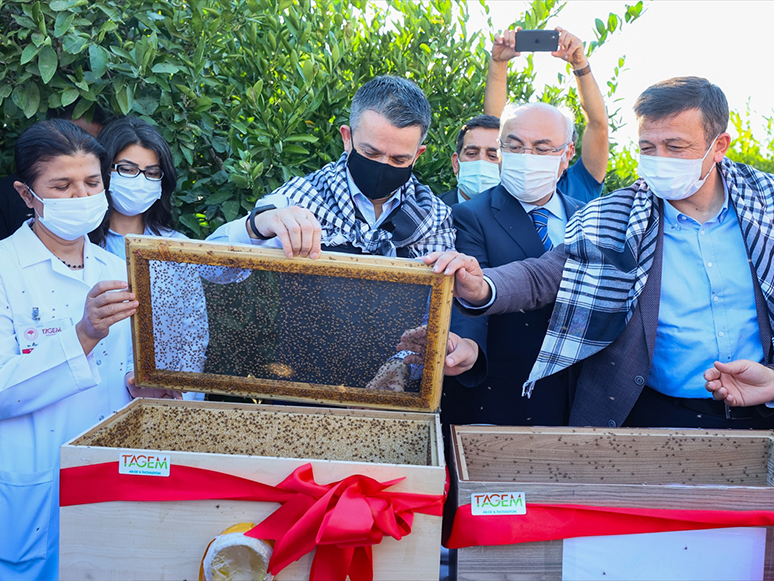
430,77,774,429
209,75,454,258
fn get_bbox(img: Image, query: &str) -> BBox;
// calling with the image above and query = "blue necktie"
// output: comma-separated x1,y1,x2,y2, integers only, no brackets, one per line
530,207,553,252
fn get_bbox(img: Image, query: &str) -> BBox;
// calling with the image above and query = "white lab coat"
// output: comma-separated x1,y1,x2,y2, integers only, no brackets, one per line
0,221,133,579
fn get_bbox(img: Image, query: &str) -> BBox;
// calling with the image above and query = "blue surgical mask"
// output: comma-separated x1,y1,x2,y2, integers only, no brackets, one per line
456,160,501,198
28,186,108,241
109,173,163,216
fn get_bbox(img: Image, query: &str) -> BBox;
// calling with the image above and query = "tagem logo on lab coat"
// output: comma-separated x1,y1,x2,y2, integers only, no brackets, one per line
470,492,527,516
119,451,171,477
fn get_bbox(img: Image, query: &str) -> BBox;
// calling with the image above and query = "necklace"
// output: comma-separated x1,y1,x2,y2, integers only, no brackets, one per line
59,258,84,270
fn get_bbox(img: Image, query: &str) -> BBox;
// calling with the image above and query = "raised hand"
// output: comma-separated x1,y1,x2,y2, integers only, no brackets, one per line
552,27,588,69
491,28,520,62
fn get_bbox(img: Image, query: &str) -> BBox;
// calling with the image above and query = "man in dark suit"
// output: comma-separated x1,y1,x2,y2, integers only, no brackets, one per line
441,102,598,427
439,115,501,207
432,77,774,430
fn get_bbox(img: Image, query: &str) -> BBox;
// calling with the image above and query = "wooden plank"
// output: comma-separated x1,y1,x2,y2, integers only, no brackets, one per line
456,542,563,581
125,235,452,413
63,399,443,471
60,503,441,581
454,426,774,486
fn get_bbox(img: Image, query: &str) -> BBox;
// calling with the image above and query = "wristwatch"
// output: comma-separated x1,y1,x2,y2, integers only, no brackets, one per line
573,64,591,77
248,203,277,240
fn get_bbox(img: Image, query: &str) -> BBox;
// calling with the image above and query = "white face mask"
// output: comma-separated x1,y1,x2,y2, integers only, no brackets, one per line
456,159,501,198
28,187,108,241
500,151,563,203
637,137,718,201
109,173,163,216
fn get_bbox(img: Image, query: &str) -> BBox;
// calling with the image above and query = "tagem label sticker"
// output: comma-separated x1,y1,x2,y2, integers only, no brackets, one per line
118,451,171,477
470,491,527,516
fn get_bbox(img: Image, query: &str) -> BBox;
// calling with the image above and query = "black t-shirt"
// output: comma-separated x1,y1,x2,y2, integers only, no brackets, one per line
0,175,33,240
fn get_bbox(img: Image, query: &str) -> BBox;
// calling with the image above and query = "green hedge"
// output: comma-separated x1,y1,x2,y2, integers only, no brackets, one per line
0,0,642,237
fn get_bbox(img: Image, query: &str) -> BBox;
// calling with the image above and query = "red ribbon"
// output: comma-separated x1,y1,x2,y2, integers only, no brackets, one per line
60,462,444,581
446,502,774,549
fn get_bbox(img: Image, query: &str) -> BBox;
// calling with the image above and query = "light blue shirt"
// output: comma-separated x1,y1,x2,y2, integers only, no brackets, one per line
516,191,569,248
104,225,206,401
647,190,764,398
104,226,188,260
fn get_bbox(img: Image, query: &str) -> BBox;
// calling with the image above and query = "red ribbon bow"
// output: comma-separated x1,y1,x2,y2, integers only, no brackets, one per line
60,462,444,581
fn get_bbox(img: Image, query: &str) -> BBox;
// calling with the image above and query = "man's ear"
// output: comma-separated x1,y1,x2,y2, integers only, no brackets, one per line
14,181,34,209
340,125,352,153
560,143,575,175
713,133,731,161
451,152,460,176
413,144,427,163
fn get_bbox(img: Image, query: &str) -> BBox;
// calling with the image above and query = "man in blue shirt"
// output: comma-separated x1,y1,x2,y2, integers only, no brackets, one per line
434,76,774,429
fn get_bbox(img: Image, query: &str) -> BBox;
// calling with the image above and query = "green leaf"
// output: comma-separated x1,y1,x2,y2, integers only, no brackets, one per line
0,85,12,101
228,174,250,188
72,98,91,119
54,12,75,37
20,44,41,65
205,190,234,205
178,213,202,237
222,199,240,222
595,18,606,36
61,87,79,106
89,45,109,78
116,85,133,115
151,63,180,75
11,85,28,112
22,83,41,118
49,0,87,10
285,134,319,143
284,144,309,155
38,46,58,84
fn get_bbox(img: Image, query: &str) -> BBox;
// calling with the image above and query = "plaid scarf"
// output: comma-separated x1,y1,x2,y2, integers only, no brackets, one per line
524,158,774,397
277,153,454,257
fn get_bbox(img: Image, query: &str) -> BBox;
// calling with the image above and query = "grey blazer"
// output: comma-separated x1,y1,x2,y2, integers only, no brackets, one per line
458,218,774,427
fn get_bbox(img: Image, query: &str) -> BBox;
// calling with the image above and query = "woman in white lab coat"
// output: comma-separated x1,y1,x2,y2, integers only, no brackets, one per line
0,119,175,580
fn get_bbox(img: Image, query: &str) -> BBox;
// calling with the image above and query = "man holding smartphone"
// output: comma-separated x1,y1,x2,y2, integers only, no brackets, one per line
440,28,607,428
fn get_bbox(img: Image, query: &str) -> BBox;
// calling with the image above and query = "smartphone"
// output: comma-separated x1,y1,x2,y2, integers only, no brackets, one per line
515,29,559,52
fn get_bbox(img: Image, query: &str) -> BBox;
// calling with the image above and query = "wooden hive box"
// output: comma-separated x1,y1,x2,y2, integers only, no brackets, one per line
59,236,453,580
448,425,774,581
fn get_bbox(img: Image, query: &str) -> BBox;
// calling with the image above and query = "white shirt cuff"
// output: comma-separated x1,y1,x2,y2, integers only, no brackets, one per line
457,275,497,310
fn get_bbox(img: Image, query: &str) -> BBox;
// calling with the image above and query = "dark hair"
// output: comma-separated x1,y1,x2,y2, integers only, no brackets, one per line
91,116,177,245
350,76,432,142
455,115,500,154
14,119,109,189
634,77,729,145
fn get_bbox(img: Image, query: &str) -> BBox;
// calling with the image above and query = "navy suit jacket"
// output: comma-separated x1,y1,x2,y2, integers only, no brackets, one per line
438,188,459,207
441,184,584,427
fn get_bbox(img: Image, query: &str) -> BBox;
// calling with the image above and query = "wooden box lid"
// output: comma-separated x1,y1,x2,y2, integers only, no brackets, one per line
126,236,453,413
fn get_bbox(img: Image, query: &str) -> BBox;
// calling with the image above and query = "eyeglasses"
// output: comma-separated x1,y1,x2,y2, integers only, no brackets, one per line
113,164,164,181
499,141,571,155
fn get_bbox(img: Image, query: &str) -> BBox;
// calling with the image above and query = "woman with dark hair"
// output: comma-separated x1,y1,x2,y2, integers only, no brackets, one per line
0,119,177,580
91,115,185,257
92,115,210,390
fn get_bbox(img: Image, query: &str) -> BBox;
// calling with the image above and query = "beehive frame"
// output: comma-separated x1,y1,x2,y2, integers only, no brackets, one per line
126,235,453,412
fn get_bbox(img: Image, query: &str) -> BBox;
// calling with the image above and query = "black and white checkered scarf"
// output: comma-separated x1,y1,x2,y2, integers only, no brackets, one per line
277,153,454,257
524,158,774,397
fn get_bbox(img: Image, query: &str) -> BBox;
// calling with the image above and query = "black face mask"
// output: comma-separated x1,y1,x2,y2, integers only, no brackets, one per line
346,139,414,200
